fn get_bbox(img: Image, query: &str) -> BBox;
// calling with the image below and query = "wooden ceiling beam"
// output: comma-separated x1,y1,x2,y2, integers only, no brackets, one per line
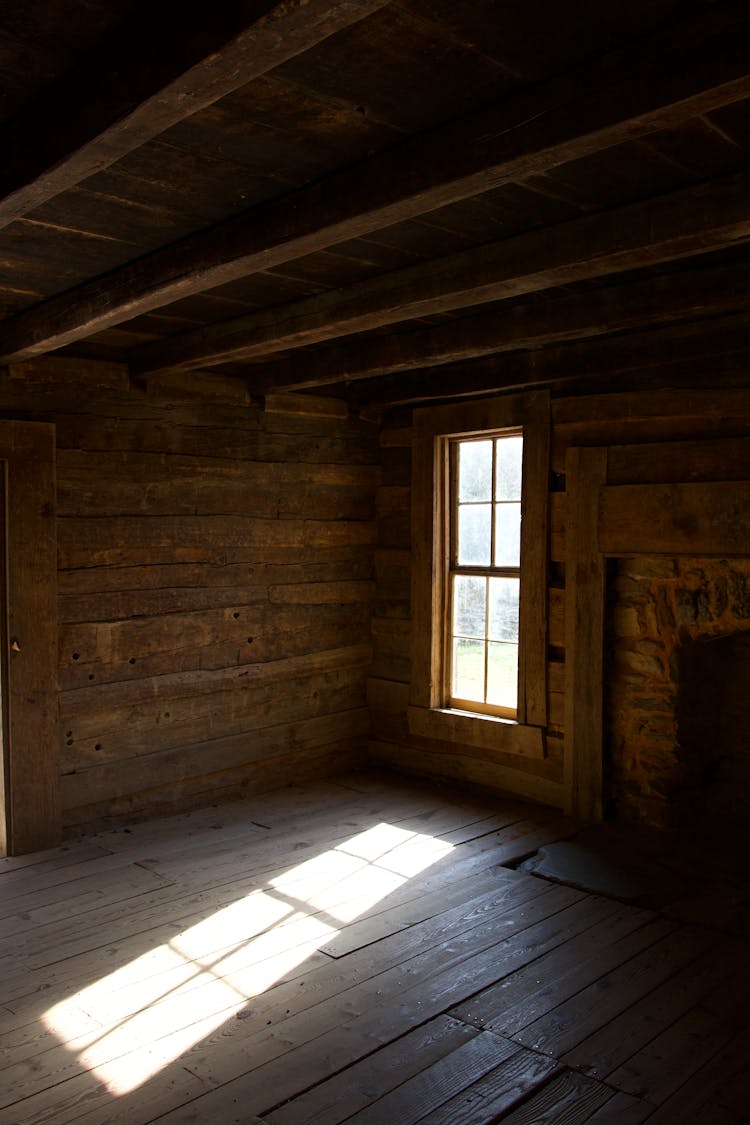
238,259,750,392
0,0,389,229
129,166,750,377
347,313,750,409
2,0,750,362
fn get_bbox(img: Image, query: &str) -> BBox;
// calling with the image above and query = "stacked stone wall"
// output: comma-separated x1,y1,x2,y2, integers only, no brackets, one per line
608,557,750,826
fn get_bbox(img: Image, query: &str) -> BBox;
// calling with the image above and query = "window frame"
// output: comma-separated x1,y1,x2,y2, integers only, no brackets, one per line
447,430,523,718
408,391,549,756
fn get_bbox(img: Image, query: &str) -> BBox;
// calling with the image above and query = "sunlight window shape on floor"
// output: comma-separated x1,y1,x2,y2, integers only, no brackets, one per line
42,823,454,1096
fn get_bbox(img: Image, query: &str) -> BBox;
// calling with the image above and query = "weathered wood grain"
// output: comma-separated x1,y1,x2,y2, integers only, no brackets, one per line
5,1,750,360
238,258,750,390
1,776,746,1123
132,167,750,377
564,447,607,821
0,422,58,855
600,481,750,556
0,0,390,228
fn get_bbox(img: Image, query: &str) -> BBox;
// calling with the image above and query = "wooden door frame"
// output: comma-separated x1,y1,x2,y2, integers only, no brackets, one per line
564,442,750,821
0,421,58,856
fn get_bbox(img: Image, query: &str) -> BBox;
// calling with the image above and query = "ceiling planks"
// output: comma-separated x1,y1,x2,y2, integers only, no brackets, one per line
1,2,750,365
0,1,748,407
126,167,750,376
239,259,750,392
0,0,391,230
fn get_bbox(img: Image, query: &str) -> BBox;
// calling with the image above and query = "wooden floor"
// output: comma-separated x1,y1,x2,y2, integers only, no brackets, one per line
1,772,749,1124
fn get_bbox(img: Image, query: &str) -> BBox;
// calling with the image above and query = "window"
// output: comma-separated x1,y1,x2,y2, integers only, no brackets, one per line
450,432,522,717
409,392,549,755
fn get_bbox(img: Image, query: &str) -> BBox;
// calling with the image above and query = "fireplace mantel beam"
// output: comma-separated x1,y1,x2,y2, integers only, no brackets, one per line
601,481,750,557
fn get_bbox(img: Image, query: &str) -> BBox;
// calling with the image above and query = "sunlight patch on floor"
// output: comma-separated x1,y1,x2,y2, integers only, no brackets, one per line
42,823,454,1095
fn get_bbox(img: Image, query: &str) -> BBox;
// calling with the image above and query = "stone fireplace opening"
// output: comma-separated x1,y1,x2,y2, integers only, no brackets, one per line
609,557,750,841
677,631,750,842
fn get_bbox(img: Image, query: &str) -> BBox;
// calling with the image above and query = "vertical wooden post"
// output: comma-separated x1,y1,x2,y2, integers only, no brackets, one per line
518,401,550,727
564,446,607,821
0,423,58,855
410,420,445,710
0,461,8,857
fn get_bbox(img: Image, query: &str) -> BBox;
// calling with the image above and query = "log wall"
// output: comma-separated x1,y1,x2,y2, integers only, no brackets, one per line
369,375,750,815
0,361,378,833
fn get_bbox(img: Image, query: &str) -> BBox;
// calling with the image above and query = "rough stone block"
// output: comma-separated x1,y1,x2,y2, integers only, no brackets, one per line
620,557,677,580
676,588,698,626
655,588,676,629
729,572,750,620
617,647,664,678
613,606,640,638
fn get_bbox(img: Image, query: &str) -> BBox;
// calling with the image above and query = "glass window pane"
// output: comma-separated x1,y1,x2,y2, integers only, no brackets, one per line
487,642,518,710
452,637,485,702
495,435,523,501
453,574,486,638
458,440,492,502
494,502,521,567
458,504,491,566
488,577,519,643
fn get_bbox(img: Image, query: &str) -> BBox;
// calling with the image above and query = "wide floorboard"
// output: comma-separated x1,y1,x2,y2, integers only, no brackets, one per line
0,771,748,1123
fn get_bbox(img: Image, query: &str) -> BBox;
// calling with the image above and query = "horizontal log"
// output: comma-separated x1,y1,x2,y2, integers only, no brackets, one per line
57,514,376,555
143,371,252,406
59,605,370,674
60,644,370,723
58,550,373,594
600,481,750,556
59,585,267,624
5,0,750,360
54,415,377,465
607,435,750,485
61,668,366,767
62,729,367,814
57,478,374,520
554,386,750,429
268,580,374,605
368,741,566,807
60,617,371,691
56,448,379,485
58,579,373,624
9,356,129,390
553,382,750,471
263,393,349,419
58,542,375,573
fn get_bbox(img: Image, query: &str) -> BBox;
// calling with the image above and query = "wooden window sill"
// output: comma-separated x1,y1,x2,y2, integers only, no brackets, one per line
407,705,545,758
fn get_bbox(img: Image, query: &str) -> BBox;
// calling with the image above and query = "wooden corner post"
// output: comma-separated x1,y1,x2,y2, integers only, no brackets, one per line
0,422,58,856
564,446,607,821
